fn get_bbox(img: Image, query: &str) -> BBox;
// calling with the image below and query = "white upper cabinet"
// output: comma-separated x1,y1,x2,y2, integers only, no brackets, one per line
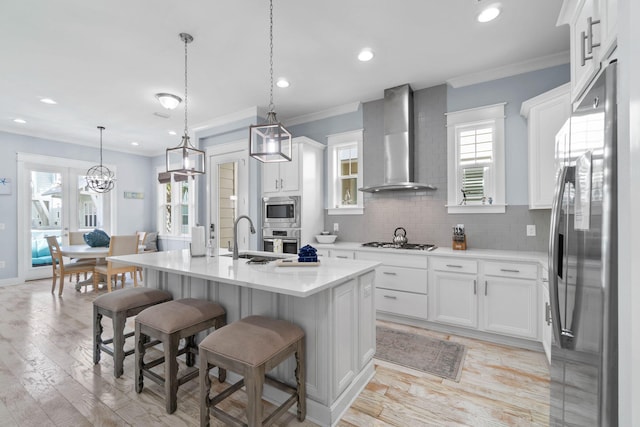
262,142,300,194
559,0,618,104
521,83,571,209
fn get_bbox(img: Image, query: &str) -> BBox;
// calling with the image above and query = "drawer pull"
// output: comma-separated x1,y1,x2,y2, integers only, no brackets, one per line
446,264,463,268
485,280,488,296
473,279,477,295
383,271,397,275
383,295,397,300
500,268,520,273
336,255,349,259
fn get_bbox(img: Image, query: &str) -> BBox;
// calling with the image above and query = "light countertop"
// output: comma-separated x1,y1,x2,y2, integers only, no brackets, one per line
109,249,380,298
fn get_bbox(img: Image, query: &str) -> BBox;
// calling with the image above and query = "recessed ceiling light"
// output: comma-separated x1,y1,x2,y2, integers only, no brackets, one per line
13,118,26,124
40,98,57,105
358,48,375,62
131,141,139,146
477,4,501,22
168,130,177,136
276,78,290,88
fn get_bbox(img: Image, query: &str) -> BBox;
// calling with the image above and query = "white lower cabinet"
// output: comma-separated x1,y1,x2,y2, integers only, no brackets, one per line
482,276,538,339
429,258,478,328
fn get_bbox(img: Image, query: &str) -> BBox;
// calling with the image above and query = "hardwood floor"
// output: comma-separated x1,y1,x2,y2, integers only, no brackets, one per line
0,278,549,426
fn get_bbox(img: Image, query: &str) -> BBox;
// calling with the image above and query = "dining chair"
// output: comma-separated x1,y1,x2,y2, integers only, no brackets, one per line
45,236,96,296
67,231,96,282
93,235,139,292
133,231,147,281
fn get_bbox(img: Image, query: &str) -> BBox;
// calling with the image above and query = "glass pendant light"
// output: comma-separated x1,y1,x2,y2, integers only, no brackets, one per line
166,32,205,177
86,126,116,193
249,0,292,163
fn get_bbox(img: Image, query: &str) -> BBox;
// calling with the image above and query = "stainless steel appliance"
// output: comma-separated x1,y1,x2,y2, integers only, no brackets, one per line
263,228,300,254
548,60,617,426
262,196,300,228
361,241,436,251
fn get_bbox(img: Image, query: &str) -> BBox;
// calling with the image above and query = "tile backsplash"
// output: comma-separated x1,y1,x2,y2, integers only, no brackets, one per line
324,191,550,252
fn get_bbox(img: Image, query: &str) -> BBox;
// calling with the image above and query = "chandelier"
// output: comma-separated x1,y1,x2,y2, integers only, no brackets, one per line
166,32,205,177
86,126,116,193
249,0,292,163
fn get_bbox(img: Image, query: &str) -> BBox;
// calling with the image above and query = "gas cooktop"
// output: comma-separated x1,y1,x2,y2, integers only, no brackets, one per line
361,242,437,251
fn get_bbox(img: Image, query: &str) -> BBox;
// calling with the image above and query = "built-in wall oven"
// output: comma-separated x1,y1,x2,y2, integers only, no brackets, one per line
263,196,300,229
262,228,300,254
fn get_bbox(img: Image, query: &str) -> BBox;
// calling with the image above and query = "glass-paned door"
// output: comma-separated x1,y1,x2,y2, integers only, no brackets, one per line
24,163,112,279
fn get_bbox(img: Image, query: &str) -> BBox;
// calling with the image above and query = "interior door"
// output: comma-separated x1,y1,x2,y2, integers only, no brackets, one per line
208,143,249,252
19,155,113,280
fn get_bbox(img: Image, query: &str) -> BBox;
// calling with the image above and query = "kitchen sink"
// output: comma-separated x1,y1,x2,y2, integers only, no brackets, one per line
221,253,289,262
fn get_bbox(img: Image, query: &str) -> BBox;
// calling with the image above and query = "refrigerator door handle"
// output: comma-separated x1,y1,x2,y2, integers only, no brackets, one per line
549,165,576,349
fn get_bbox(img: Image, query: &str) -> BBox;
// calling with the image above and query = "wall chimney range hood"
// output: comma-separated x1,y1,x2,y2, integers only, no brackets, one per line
359,84,436,193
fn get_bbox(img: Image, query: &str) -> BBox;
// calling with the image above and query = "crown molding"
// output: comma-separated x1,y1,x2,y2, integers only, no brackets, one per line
446,51,570,89
283,102,361,127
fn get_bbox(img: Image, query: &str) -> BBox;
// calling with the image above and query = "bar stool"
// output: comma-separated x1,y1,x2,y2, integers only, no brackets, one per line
134,298,226,414
199,315,305,427
93,287,172,378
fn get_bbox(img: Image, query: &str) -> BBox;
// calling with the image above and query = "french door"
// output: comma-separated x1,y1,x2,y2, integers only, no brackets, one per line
18,154,114,280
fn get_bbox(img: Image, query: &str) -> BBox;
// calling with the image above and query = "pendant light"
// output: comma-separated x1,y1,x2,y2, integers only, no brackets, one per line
166,33,205,177
249,0,292,163
86,126,116,193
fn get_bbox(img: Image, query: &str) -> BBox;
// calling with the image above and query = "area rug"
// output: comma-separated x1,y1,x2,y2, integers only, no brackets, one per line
375,326,466,382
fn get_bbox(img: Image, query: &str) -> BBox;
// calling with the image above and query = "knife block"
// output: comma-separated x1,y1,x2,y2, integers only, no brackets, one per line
452,235,467,250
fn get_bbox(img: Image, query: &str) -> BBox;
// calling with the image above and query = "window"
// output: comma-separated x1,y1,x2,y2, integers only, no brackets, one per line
157,170,195,236
327,130,364,215
446,103,506,213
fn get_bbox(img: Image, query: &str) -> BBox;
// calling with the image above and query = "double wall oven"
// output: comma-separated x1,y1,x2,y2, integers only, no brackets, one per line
262,196,300,254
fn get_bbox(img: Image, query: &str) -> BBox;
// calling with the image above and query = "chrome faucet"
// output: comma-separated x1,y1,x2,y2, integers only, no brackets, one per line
232,215,256,260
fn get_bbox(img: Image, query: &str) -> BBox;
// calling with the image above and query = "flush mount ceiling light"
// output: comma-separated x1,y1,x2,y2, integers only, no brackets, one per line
155,92,182,110
86,126,116,193
357,48,375,62
165,32,205,177
477,2,501,22
249,0,292,163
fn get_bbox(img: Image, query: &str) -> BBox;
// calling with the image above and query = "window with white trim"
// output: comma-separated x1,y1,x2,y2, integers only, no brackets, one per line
157,169,196,236
446,103,506,213
327,129,364,215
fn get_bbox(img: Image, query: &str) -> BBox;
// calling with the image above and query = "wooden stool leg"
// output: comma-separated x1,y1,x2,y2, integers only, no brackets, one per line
186,335,196,367
51,274,57,294
199,350,212,427
165,333,180,414
244,366,265,427
58,274,65,296
135,324,145,393
112,312,127,378
296,339,306,421
93,307,102,364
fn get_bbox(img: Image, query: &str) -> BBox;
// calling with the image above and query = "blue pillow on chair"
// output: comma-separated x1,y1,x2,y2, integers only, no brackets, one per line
84,229,110,247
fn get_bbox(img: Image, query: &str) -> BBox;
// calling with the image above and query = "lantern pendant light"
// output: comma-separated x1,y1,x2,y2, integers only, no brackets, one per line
166,32,205,177
86,126,116,193
249,0,292,163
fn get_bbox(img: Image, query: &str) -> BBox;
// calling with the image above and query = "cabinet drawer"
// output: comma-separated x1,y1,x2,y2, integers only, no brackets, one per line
431,257,477,274
315,249,329,258
330,250,355,259
376,266,427,294
484,261,537,279
376,289,428,320
357,251,427,269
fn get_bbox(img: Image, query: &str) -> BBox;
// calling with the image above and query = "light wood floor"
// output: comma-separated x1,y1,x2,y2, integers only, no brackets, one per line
0,278,550,426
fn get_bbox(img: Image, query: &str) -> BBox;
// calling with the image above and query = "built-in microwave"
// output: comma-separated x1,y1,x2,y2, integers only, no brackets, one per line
263,196,300,228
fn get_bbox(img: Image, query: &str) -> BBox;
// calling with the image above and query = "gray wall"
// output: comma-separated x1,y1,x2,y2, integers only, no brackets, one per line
0,130,154,280
325,64,569,252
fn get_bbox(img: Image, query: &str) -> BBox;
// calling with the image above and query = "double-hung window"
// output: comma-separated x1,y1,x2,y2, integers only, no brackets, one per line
446,103,506,213
157,170,195,236
327,130,364,215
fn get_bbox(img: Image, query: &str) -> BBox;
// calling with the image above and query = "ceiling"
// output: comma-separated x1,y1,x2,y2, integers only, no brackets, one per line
0,0,569,157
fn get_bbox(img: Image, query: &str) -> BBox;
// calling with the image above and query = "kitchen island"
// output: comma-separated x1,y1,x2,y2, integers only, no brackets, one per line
109,249,379,426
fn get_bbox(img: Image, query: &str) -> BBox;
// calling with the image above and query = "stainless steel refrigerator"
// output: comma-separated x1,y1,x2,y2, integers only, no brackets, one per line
548,60,618,426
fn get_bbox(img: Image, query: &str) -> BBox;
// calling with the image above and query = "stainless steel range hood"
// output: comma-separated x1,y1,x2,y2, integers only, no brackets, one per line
359,84,436,193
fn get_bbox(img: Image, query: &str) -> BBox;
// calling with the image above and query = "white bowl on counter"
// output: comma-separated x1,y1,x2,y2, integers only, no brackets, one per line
315,234,337,244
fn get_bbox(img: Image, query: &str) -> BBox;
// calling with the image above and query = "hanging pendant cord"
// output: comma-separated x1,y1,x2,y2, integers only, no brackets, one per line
98,126,105,167
184,36,189,136
269,0,275,113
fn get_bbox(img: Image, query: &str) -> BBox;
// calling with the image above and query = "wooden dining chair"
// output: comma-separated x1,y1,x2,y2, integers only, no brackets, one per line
133,231,147,281
94,235,139,292
67,231,96,282
45,236,96,296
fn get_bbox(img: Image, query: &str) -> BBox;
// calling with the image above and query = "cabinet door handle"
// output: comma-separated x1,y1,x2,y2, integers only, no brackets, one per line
446,264,463,268
473,279,477,295
485,280,488,296
586,16,601,54
545,302,553,325
383,271,397,275
500,268,520,273
383,295,397,300
275,179,279,189
336,255,348,259
280,178,284,189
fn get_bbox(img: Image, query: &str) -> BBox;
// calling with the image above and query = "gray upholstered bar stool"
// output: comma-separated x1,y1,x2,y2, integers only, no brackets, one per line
199,315,305,427
134,298,226,414
93,287,172,378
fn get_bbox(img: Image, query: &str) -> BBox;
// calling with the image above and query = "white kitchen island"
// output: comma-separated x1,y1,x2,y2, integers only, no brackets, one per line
109,249,379,426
